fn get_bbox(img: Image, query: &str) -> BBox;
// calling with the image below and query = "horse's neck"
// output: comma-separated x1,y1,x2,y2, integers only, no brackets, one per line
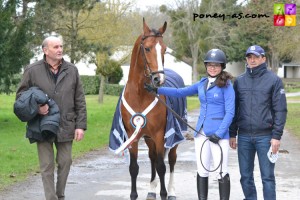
125,79,148,98
125,69,153,103
126,46,147,96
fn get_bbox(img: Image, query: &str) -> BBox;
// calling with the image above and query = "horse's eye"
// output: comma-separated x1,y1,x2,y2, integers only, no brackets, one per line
145,47,151,52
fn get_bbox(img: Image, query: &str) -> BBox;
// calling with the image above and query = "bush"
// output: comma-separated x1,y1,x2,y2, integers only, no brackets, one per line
104,84,124,96
80,75,100,95
80,75,123,96
108,66,123,84
3,74,123,96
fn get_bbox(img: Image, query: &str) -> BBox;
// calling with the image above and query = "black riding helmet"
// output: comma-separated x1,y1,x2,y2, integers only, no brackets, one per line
204,49,227,69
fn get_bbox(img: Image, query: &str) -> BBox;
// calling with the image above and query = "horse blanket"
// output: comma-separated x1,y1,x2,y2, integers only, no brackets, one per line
109,68,187,153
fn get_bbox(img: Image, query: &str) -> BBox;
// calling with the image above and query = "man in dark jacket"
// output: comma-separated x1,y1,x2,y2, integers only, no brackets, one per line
229,45,287,200
16,36,87,200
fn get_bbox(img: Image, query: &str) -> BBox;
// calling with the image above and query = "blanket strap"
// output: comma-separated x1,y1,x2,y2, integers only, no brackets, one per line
121,85,159,116
117,85,159,154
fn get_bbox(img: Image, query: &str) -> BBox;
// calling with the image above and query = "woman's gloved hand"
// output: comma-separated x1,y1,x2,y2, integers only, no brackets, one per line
209,134,221,144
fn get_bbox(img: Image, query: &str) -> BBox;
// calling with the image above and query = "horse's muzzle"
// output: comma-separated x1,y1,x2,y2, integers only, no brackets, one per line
151,71,165,87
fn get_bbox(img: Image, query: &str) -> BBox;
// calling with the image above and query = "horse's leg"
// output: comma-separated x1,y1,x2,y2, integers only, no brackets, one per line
129,142,139,200
155,137,168,200
144,136,158,199
167,145,178,200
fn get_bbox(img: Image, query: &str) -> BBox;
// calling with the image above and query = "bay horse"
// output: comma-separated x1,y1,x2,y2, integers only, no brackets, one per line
115,19,186,200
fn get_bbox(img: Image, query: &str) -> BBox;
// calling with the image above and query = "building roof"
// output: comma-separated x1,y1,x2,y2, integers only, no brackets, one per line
280,63,300,67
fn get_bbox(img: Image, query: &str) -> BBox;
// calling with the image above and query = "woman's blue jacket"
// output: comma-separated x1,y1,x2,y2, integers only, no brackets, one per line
158,77,235,139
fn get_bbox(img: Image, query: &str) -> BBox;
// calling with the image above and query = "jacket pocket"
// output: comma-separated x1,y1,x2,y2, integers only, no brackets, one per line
66,112,76,122
211,118,224,120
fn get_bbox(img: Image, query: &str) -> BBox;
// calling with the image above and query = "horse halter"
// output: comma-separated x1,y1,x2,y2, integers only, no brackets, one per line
140,34,165,87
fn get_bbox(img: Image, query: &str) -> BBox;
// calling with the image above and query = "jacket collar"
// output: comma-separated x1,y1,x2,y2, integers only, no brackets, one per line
246,62,267,77
43,55,68,71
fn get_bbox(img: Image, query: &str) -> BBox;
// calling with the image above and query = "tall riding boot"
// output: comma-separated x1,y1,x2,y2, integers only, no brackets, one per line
197,174,208,200
218,174,230,200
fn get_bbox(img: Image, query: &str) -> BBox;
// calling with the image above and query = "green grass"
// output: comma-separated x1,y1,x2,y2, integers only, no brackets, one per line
186,96,200,111
72,95,118,156
287,96,300,101
0,94,299,190
0,94,39,189
283,79,300,93
286,103,300,138
0,94,119,190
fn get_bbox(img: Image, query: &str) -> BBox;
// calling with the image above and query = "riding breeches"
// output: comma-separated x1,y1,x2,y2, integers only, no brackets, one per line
194,133,229,178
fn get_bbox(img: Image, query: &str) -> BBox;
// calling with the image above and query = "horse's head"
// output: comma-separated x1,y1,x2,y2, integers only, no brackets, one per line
140,18,167,88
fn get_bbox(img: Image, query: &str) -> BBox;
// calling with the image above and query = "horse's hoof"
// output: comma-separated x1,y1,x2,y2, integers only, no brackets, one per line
146,192,156,200
168,196,176,200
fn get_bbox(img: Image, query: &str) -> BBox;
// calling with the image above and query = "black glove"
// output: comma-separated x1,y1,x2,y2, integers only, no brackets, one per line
144,83,157,93
209,134,221,144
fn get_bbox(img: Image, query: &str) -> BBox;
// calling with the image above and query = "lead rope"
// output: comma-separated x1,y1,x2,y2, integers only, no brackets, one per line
153,93,224,178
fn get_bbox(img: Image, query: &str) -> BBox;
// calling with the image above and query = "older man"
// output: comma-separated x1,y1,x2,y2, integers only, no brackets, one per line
16,36,87,200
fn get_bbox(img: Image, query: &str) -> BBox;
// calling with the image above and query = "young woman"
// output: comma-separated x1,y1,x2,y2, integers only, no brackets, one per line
146,49,235,200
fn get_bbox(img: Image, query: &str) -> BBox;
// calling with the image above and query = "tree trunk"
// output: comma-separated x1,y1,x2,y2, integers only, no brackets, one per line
191,43,199,83
98,74,105,103
269,52,279,74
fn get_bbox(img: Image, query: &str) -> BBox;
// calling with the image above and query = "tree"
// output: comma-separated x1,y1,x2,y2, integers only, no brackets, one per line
78,0,135,103
227,0,300,73
164,0,202,82
96,55,121,103
164,0,241,82
0,0,33,93
32,0,98,64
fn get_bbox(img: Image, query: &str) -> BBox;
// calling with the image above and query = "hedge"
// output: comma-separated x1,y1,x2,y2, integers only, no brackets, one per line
80,75,123,96
2,75,123,96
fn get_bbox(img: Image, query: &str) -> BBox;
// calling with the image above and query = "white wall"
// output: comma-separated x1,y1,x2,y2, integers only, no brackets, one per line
164,50,192,85
118,48,192,86
226,61,245,77
32,47,192,85
30,53,97,76
277,67,284,78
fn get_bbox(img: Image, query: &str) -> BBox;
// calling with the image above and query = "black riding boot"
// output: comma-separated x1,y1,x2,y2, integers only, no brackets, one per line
197,174,208,200
218,174,230,200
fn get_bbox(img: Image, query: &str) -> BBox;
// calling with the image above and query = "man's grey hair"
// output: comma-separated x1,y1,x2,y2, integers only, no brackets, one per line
42,35,63,49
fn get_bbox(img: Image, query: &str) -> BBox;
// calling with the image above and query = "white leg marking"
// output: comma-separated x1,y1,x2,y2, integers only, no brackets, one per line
168,172,176,196
150,176,158,193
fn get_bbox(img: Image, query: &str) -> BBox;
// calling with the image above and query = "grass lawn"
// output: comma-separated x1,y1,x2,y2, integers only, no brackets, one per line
287,96,300,101
286,103,300,138
0,94,119,190
0,93,298,190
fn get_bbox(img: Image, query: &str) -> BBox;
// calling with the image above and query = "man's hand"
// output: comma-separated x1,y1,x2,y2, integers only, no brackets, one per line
38,104,49,115
144,83,157,93
230,137,237,149
74,129,84,141
209,134,221,144
271,138,280,153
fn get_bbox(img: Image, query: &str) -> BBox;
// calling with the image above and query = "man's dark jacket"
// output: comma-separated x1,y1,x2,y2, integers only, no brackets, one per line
229,63,287,140
14,87,60,143
16,57,87,142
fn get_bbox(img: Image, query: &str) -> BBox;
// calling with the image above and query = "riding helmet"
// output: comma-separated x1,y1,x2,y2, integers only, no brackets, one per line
204,49,227,69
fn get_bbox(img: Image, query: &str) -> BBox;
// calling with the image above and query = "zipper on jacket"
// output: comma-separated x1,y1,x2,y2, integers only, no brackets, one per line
250,76,253,135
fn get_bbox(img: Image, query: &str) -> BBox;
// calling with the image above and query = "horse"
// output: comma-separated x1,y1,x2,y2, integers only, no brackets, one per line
110,18,186,200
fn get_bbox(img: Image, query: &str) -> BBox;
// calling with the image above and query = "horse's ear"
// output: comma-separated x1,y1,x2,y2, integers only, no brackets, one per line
143,17,151,35
158,21,167,35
